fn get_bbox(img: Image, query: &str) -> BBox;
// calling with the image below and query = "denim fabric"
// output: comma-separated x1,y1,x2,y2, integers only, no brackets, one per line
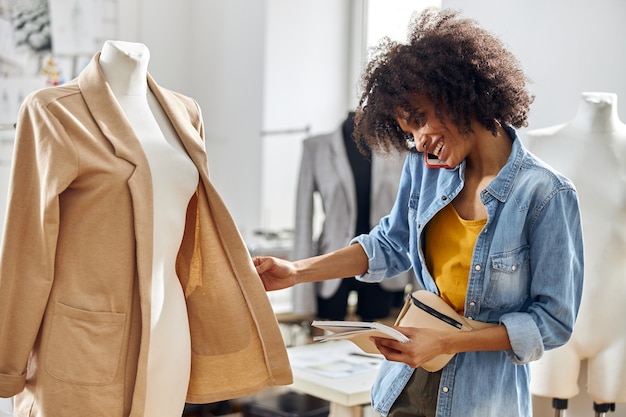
351,127,584,417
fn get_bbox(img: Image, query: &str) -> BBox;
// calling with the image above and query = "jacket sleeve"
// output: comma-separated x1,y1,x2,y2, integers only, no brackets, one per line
292,138,316,260
0,93,77,396
290,138,318,315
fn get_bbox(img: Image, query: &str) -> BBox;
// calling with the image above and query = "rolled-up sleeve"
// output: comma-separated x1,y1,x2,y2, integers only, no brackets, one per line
351,235,394,282
500,312,544,363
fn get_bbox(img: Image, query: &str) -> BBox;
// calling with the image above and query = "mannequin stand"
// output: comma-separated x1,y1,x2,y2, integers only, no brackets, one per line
593,402,615,417
553,398,568,417
549,398,616,417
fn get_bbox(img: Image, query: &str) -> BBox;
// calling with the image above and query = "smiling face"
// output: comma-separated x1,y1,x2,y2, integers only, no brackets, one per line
396,95,477,169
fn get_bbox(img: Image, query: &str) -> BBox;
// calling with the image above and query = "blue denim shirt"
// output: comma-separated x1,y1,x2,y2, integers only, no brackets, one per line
352,128,584,417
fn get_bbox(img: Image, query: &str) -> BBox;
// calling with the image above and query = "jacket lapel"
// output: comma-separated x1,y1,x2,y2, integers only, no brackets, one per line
77,54,147,169
146,74,209,177
76,55,155,359
329,129,356,218
76,54,154,265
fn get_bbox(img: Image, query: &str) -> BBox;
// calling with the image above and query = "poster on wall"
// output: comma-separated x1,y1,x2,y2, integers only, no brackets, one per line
0,0,52,77
1,0,104,80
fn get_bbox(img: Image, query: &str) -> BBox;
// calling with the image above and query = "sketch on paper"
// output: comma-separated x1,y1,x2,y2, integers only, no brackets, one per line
9,0,51,53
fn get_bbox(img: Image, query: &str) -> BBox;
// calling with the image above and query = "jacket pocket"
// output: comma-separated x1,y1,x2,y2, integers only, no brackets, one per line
45,302,125,385
484,246,530,310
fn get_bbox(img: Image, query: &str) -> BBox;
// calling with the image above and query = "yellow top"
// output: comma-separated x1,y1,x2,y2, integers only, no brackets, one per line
424,203,486,314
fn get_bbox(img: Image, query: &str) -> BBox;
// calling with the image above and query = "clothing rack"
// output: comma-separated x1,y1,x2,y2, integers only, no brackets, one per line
260,125,311,138
0,123,16,131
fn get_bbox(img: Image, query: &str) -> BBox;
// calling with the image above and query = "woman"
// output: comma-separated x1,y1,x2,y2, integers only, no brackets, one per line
254,8,584,417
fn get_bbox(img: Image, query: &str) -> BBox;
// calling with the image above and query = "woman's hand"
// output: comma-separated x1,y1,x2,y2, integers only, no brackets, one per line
371,326,450,369
253,256,298,291
371,324,510,368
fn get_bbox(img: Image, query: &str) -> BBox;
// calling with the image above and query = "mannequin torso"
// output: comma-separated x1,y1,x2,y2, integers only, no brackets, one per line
99,40,199,417
523,92,626,404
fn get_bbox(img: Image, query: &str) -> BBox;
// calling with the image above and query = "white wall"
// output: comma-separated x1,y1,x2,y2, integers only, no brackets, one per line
443,0,626,131
117,0,356,241
115,0,191,95
186,0,267,240
260,0,353,233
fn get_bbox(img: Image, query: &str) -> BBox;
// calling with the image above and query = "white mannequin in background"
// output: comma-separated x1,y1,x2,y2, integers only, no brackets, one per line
523,92,626,406
99,40,198,417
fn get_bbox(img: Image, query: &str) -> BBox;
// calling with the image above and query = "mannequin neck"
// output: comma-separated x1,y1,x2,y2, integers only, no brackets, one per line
99,40,150,96
570,92,625,133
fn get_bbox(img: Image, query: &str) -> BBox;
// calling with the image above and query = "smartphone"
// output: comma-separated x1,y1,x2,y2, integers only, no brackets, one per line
424,152,451,169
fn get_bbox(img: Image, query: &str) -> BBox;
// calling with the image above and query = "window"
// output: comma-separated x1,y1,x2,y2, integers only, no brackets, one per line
366,0,442,47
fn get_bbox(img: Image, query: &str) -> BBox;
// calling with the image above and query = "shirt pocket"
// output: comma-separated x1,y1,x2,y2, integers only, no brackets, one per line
484,245,530,310
407,194,420,255
45,302,126,385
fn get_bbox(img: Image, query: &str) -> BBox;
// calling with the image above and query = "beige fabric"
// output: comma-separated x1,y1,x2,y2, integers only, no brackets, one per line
396,291,495,372
0,54,292,417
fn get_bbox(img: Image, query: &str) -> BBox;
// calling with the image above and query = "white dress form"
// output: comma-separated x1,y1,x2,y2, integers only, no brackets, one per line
523,92,626,406
99,40,199,417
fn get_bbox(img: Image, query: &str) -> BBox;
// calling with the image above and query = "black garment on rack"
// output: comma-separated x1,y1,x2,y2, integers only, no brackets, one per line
342,112,371,236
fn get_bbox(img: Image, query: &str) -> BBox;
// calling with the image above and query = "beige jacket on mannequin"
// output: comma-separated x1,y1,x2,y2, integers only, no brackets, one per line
0,53,291,417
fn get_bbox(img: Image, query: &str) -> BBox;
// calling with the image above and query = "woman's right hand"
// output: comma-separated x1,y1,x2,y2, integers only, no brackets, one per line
253,256,298,291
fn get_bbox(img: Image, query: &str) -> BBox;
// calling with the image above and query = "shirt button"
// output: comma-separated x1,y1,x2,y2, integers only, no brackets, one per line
442,386,449,393
469,301,476,306
474,264,481,271
442,196,448,201
511,265,517,271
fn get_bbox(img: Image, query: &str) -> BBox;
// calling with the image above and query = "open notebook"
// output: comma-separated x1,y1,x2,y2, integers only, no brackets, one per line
312,290,495,371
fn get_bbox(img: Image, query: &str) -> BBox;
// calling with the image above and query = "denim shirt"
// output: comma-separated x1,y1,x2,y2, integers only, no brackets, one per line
352,128,584,417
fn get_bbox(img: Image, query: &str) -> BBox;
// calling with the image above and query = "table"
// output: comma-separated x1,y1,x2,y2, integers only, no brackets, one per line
287,340,382,417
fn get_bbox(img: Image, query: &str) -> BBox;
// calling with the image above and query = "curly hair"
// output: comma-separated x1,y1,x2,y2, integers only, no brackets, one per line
354,7,534,155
